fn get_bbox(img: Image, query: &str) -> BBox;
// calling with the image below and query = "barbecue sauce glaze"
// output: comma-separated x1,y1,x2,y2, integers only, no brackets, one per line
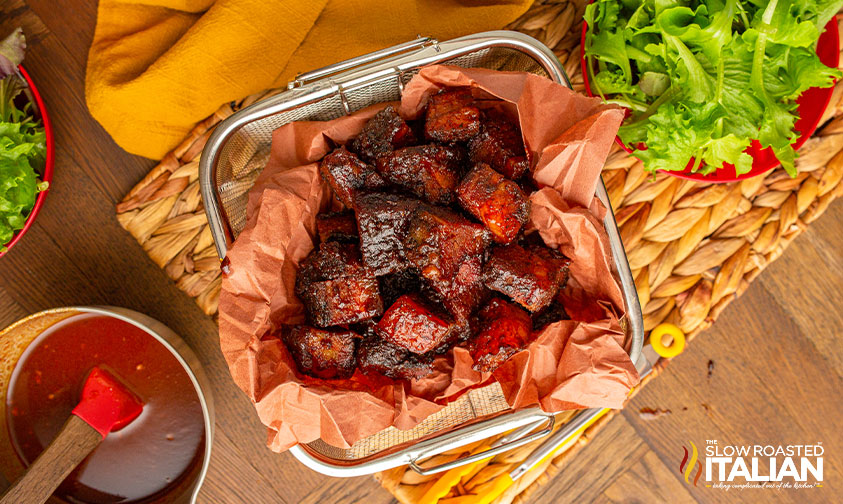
6,314,206,503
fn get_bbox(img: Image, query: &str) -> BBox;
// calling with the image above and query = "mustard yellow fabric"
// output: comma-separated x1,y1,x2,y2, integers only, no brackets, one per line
85,0,534,159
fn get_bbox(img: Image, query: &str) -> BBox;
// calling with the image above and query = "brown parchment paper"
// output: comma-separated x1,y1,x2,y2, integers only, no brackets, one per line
219,65,639,453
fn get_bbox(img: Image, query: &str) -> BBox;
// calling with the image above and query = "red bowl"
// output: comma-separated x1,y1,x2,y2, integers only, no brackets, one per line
581,15,840,182
0,65,54,257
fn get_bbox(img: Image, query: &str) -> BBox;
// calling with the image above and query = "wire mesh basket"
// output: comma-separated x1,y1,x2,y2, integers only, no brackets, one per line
199,31,644,477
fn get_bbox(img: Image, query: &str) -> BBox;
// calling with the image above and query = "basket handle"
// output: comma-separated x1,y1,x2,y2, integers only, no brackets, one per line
408,414,555,476
287,36,439,89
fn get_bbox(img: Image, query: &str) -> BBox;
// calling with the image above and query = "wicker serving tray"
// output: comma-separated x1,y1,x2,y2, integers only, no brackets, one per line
114,1,843,501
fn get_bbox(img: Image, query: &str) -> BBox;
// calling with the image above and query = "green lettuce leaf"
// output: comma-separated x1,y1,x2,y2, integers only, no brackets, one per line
0,28,46,251
584,0,843,177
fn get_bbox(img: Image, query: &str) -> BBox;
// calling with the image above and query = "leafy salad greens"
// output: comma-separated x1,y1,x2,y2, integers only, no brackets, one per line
0,28,46,252
584,0,843,176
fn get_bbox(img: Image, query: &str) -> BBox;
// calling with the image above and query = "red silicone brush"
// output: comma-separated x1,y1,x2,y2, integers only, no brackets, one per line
0,367,144,504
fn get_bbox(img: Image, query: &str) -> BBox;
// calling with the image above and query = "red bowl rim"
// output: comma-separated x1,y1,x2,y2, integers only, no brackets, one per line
580,12,840,183
0,65,54,257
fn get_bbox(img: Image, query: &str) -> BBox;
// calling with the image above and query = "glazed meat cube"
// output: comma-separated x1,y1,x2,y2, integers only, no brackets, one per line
482,243,571,312
358,332,434,380
403,206,491,282
295,242,383,326
403,205,491,318
296,242,368,284
376,294,452,354
350,105,416,163
375,144,464,205
316,211,358,243
470,298,533,372
424,89,481,143
283,325,358,379
299,278,383,327
320,147,387,207
431,311,474,354
353,192,422,275
423,255,487,321
379,268,422,308
457,163,530,244
468,115,529,179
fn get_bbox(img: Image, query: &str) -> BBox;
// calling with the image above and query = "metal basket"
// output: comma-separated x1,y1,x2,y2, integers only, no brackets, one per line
199,31,645,477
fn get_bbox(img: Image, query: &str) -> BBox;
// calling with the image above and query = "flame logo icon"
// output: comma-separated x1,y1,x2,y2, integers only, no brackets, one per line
680,441,703,486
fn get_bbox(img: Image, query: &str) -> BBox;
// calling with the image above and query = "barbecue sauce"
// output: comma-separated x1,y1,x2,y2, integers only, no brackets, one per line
6,314,206,503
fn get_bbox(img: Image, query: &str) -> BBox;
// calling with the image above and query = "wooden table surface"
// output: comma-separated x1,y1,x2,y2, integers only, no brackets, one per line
2,1,842,503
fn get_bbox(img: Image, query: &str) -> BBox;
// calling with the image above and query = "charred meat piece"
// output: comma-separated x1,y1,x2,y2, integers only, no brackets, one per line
432,317,473,354
353,192,422,275
358,332,434,380
379,268,422,308
299,278,383,327
403,206,491,319
316,211,358,243
295,242,383,326
424,89,481,143
423,255,487,321
403,206,491,282
482,243,571,312
375,144,464,205
470,298,533,372
457,163,530,244
296,241,368,284
377,294,453,354
468,115,529,179
350,105,416,163
283,325,358,379
320,147,387,207
532,298,570,331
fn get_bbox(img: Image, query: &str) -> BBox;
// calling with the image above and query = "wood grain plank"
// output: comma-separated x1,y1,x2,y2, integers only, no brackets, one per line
527,415,649,503
24,0,98,70
196,427,287,504
0,285,27,324
297,473,395,504
621,282,843,504
756,200,843,377
602,451,699,504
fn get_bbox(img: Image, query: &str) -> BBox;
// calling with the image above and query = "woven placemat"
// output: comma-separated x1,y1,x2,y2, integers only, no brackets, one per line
114,1,843,502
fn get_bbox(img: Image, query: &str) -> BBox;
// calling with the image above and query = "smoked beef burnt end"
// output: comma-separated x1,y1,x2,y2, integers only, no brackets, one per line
468,113,529,180
295,242,383,327
379,268,422,309
375,144,465,205
297,241,366,282
316,211,358,243
350,105,416,163
353,192,421,275
482,243,571,312
358,331,434,380
403,205,491,319
283,325,358,379
320,147,387,207
470,298,533,372
424,89,481,143
457,163,530,244
376,294,452,354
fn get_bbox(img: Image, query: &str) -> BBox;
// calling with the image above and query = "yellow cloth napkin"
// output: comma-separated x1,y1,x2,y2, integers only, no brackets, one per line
85,0,533,159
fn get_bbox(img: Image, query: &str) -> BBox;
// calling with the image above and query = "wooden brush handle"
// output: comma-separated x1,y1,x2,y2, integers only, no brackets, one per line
0,415,102,504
